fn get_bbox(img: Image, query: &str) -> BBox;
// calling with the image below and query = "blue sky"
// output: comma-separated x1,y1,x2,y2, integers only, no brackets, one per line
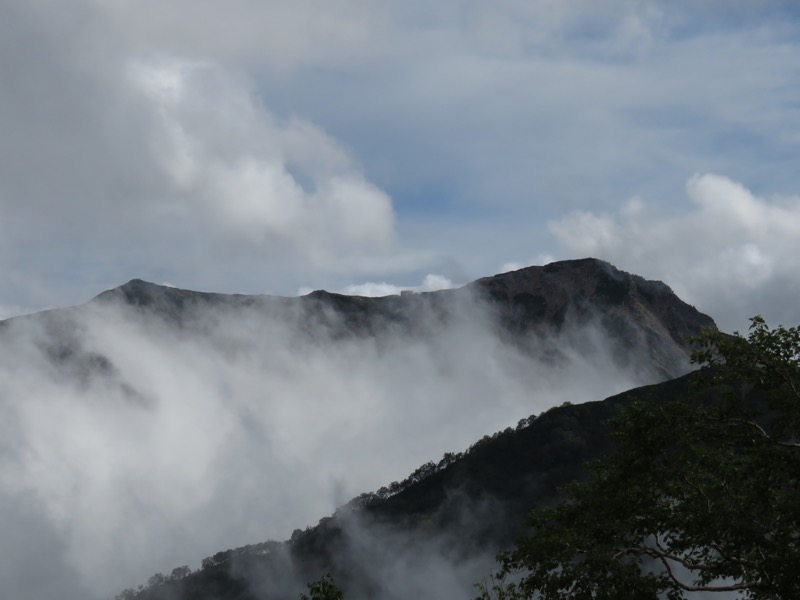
1,0,799,330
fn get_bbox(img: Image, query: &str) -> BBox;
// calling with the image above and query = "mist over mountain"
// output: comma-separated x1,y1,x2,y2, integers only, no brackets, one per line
89,257,711,379
0,258,714,599
128,374,698,600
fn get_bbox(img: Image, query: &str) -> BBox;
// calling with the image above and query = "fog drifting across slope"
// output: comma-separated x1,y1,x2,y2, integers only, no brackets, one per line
0,287,670,599
242,502,507,600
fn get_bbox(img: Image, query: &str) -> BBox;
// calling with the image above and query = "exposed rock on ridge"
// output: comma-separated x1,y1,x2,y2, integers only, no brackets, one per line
91,258,715,381
470,258,715,378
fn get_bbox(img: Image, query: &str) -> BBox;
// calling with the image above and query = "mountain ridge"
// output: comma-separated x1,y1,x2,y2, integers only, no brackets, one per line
87,258,714,380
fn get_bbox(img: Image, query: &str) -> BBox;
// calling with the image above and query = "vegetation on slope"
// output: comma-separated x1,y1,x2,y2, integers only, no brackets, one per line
479,317,800,599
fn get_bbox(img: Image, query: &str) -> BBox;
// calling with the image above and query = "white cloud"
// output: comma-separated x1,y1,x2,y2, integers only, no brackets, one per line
297,273,458,297
548,174,800,331
130,59,395,262
499,253,557,274
337,273,459,297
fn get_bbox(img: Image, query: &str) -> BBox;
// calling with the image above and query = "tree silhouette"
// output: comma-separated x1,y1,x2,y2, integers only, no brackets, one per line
479,317,800,599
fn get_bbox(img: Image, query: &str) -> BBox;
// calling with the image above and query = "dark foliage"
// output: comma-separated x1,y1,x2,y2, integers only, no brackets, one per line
480,317,800,599
300,574,343,600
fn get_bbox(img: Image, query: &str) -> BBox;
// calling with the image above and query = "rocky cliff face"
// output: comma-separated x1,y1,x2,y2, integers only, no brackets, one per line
469,258,716,378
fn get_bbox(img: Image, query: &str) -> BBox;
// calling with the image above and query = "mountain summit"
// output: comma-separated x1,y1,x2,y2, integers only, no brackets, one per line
470,258,714,378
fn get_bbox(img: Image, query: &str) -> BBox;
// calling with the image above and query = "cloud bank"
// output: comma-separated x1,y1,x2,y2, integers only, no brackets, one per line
0,286,659,599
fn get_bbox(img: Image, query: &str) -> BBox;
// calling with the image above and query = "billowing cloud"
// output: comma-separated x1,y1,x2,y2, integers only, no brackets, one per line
130,59,395,262
0,288,660,599
548,174,800,331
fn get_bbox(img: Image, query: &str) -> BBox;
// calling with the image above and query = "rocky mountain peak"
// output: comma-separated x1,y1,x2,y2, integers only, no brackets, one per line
470,258,715,378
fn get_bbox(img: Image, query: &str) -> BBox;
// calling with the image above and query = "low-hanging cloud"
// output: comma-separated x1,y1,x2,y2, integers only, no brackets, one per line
547,174,800,332
0,284,665,599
